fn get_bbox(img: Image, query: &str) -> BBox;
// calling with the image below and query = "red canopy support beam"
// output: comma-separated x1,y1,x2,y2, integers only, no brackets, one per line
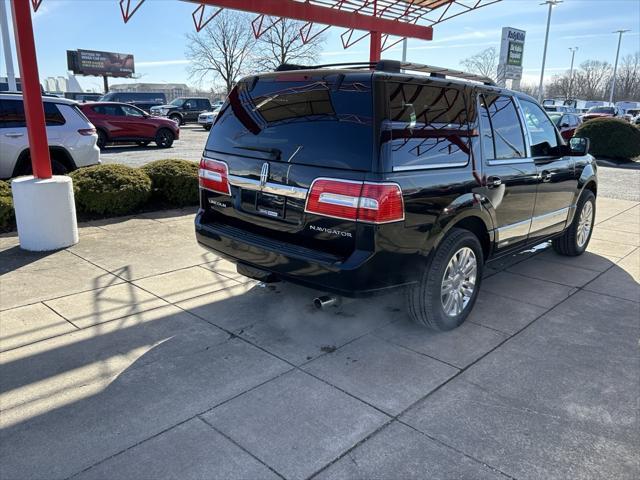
186,0,433,40
11,0,51,179
369,31,381,62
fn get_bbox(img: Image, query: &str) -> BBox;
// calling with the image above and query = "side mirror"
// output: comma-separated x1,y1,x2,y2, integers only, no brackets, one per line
569,137,589,156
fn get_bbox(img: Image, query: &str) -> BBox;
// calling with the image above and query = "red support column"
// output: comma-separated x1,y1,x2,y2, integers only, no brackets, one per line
369,31,381,62
10,0,51,179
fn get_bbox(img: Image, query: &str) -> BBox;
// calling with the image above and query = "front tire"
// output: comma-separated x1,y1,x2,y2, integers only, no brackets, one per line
155,128,175,148
552,190,596,256
169,114,182,125
407,228,484,331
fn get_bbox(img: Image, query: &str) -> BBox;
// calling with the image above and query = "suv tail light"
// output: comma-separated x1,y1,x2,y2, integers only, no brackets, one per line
305,178,404,224
77,128,96,136
199,158,231,195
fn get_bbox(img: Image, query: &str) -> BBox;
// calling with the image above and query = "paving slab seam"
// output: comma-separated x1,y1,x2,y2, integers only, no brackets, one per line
64,366,297,480
310,276,584,480
395,420,518,480
198,416,288,480
40,301,81,330
595,201,640,224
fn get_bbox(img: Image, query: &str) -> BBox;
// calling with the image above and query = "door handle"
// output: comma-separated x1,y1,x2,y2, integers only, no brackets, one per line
4,132,24,138
540,171,553,182
487,176,502,188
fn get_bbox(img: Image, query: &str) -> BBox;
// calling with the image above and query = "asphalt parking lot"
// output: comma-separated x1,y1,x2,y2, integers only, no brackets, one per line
1,196,638,480
100,124,209,168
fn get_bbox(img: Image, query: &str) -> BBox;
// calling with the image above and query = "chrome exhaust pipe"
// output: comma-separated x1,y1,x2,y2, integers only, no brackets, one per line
314,295,339,309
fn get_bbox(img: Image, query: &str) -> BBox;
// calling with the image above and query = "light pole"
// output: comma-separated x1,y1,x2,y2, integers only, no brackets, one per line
567,46,578,100
609,29,630,104
537,0,562,102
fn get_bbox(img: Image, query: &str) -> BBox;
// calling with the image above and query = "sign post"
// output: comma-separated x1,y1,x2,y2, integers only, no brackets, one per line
497,27,525,89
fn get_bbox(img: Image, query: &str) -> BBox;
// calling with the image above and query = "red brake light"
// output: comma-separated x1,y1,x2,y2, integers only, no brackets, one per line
305,178,404,224
199,158,231,195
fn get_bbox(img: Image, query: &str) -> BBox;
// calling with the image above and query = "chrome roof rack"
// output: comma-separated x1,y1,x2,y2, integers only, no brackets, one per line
377,60,496,86
274,59,497,86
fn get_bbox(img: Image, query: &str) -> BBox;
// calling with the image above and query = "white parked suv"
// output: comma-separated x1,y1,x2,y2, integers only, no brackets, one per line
0,93,100,178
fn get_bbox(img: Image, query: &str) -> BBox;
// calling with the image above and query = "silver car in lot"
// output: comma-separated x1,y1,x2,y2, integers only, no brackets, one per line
0,93,100,178
198,106,222,131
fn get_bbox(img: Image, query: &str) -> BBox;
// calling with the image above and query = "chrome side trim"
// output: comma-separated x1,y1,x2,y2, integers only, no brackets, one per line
486,158,535,166
228,175,308,200
530,207,570,232
496,218,532,245
393,161,469,172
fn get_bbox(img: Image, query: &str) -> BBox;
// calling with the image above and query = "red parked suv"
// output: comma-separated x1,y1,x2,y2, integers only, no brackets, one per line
79,102,179,149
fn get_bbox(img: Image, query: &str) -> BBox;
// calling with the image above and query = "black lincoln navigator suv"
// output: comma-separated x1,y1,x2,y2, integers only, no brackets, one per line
195,60,596,331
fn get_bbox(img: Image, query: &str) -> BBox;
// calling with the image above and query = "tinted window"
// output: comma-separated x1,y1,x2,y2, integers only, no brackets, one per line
0,99,65,128
480,94,526,160
386,82,470,170
520,99,559,156
206,75,374,171
197,99,210,109
93,105,123,116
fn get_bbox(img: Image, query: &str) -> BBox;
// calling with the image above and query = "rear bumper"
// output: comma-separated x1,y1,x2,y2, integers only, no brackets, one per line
195,211,419,297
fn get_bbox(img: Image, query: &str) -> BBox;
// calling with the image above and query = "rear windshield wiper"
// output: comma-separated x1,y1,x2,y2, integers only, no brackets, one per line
234,146,282,160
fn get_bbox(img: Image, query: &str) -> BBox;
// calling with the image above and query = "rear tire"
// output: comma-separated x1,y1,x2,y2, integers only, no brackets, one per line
552,190,596,256
155,128,174,148
96,129,108,150
169,114,182,125
407,228,483,331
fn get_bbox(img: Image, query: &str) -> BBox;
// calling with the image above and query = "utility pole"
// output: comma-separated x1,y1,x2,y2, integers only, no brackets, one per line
609,29,630,104
538,0,562,102
402,37,407,63
0,0,17,91
567,46,578,100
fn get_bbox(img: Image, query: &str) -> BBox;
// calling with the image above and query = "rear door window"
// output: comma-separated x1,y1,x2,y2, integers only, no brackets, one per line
206,73,374,171
479,94,526,160
386,82,471,170
93,105,124,116
0,99,65,127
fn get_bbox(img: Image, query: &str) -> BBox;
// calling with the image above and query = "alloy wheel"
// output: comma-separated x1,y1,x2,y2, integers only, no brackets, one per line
576,200,594,248
440,247,477,317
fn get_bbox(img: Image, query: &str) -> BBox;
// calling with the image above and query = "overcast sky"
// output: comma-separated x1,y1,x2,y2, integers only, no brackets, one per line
1,0,639,92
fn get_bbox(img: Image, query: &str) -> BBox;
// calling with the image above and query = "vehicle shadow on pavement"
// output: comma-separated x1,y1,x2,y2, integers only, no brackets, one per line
1,247,638,479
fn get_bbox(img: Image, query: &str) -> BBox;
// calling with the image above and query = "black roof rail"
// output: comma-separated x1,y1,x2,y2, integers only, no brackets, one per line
273,59,496,86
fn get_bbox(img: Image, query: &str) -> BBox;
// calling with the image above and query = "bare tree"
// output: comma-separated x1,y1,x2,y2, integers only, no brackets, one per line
460,47,498,81
513,82,539,97
614,52,640,101
255,18,326,71
185,11,256,94
572,60,612,100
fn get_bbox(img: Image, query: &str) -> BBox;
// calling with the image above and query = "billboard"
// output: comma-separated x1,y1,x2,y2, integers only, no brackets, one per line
497,27,525,85
67,49,135,78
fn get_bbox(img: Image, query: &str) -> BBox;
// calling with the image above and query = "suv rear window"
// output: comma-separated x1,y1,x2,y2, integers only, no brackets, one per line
205,74,374,171
0,99,66,128
385,82,471,170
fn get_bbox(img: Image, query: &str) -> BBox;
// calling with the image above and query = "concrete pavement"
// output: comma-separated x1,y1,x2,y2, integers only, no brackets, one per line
0,197,638,480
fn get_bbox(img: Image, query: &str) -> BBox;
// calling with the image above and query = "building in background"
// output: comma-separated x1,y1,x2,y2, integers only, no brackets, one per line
42,73,83,93
108,82,223,102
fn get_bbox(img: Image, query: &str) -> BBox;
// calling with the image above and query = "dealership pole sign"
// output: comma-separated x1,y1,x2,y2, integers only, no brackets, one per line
497,27,525,87
67,49,135,78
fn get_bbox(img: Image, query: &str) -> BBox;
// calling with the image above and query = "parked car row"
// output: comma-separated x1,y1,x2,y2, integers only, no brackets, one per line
0,93,100,178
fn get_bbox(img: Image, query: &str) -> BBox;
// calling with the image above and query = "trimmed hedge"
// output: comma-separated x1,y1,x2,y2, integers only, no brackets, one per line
70,164,152,215
0,180,13,229
141,159,199,207
575,117,640,160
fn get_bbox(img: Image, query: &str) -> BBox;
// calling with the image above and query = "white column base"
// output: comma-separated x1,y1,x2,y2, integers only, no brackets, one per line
11,175,79,251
